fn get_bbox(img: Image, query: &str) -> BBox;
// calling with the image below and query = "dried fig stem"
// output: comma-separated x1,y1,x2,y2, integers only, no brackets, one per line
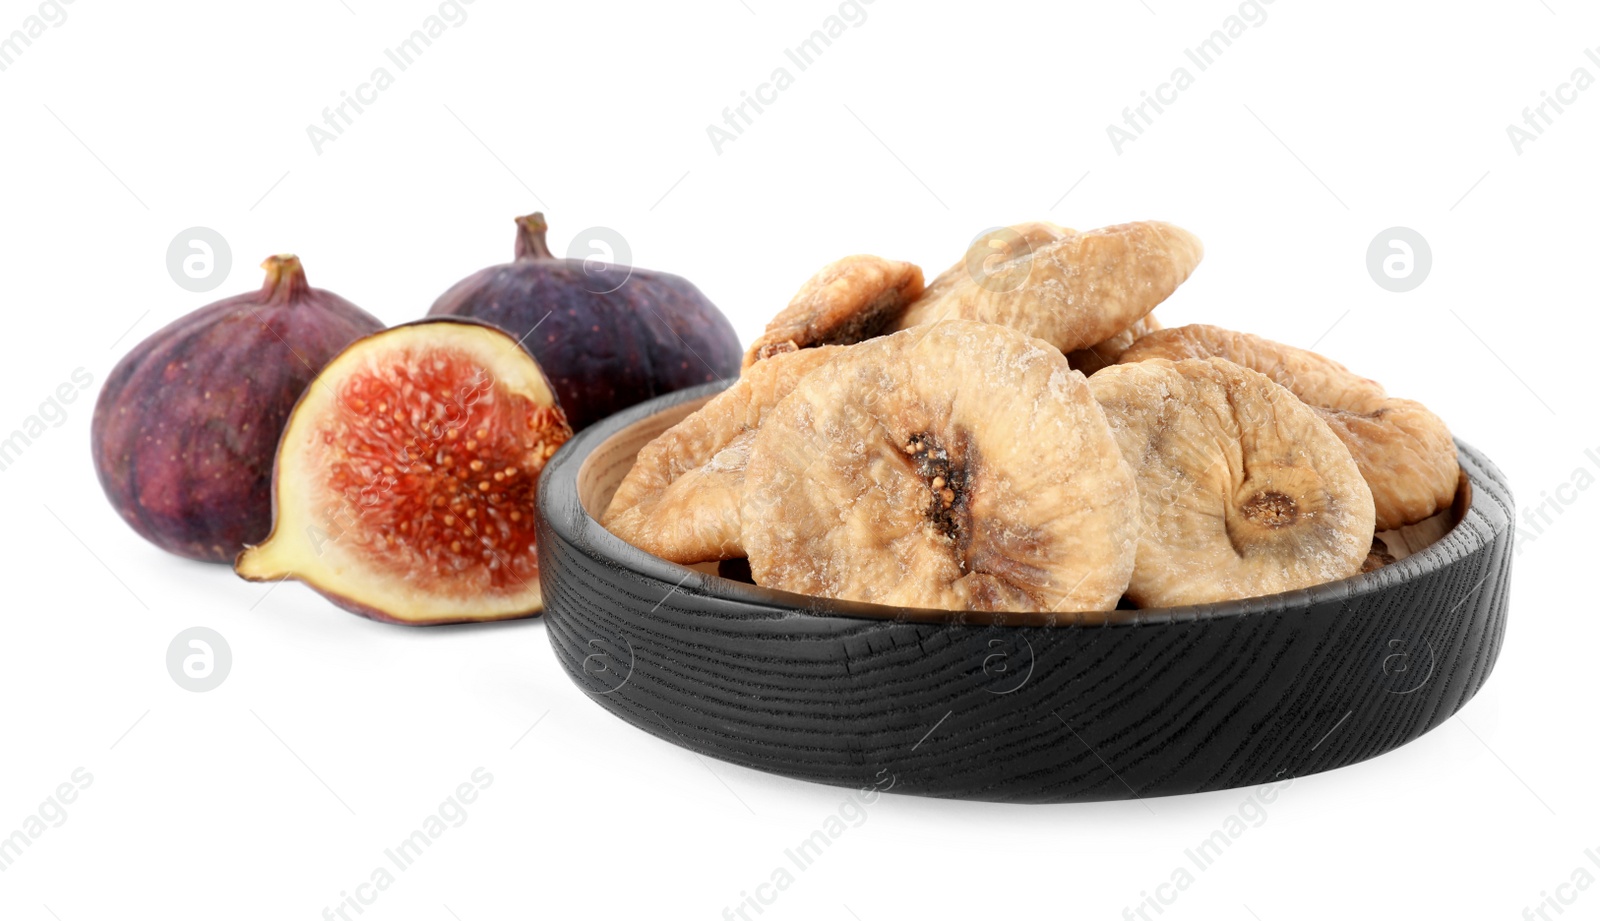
514,212,555,261
259,255,310,305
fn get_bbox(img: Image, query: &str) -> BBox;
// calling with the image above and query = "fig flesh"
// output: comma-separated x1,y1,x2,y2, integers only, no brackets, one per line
91,256,384,562
428,213,741,431
235,320,573,625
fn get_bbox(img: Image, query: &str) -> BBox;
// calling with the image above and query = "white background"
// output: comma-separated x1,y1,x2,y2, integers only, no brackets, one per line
1,1,1595,918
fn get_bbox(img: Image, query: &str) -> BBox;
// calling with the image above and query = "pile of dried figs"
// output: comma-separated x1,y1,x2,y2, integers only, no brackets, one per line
603,220,1460,613
93,215,741,625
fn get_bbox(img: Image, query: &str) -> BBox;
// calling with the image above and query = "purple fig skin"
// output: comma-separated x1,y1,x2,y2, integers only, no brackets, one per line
91,256,384,562
427,214,741,431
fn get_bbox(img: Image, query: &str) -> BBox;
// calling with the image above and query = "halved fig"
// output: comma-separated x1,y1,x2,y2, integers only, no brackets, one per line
742,320,1139,614
1118,324,1458,531
1088,357,1375,608
895,220,1203,354
603,345,845,562
235,320,573,625
742,256,923,370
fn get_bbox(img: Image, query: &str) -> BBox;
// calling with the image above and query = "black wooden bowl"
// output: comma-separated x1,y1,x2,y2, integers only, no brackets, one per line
536,381,1514,804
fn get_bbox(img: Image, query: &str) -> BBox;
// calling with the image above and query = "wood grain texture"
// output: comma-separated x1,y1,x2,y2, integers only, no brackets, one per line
537,381,1514,804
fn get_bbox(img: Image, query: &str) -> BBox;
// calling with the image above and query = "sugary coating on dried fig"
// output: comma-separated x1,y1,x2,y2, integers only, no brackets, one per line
895,221,1203,354
910,224,1080,334
741,256,923,370
1088,357,1375,608
1119,324,1458,530
742,320,1139,614
969,221,1076,262
603,346,845,562
1067,312,1164,375
1318,396,1459,532
916,222,1078,338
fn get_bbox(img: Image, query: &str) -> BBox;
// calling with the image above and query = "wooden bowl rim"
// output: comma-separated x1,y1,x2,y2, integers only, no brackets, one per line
540,379,1508,629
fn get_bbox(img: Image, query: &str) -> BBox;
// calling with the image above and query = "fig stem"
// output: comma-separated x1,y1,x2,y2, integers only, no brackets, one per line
514,213,555,261
260,254,310,304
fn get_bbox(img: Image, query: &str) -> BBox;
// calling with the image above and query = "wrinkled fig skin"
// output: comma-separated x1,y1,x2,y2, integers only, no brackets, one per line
428,214,741,431
91,257,383,562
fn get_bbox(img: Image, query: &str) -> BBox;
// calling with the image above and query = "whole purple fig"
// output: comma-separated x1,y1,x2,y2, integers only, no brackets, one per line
427,213,741,431
92,256,384,562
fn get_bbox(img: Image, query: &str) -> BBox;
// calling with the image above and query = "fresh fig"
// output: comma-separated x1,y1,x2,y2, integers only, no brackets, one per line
234,319,573,625
428,213,741,431
92,256,384,562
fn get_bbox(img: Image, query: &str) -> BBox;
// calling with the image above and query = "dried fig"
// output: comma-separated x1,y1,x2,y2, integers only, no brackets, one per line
92,256,383,562
920,221,1077,302
1067,311,1164,375
603,346,845,562
741,256,923,370
894,220,1203,354
973,221,1075,259
717,557,755,584
1363,536,1398,573
742,320,1139,614
235,320,573,625
1118,324,1458,530
1088,357,1375,608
